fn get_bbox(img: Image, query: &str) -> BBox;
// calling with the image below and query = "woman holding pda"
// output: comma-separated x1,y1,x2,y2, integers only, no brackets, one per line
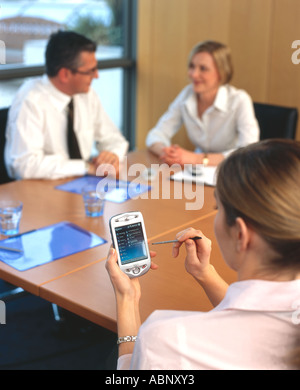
146,40,259,166
106,139,300,369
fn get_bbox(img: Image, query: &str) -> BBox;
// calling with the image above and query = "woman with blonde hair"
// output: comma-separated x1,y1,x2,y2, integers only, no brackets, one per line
146,40,259,166
106,139,300,370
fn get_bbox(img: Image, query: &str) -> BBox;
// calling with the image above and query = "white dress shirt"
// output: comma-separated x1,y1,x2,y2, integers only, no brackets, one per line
146,84,259,156
5,75,129,179
118,279,300,370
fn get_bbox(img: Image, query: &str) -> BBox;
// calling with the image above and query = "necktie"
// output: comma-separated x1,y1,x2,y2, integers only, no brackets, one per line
67,98,82,159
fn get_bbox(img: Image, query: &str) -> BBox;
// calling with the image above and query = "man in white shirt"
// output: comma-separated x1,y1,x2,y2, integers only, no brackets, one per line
5,30,129,180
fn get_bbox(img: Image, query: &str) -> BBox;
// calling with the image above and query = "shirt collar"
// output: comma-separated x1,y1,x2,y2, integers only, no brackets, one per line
213,85,229,112
184,84,229,116
214,279,300,312
42,74,72,111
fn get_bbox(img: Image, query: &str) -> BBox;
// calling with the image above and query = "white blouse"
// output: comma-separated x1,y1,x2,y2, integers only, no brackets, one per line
118,279,300,370
146,84,259,156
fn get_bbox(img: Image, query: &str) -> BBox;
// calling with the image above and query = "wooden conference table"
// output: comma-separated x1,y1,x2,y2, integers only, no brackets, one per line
0,151,236,332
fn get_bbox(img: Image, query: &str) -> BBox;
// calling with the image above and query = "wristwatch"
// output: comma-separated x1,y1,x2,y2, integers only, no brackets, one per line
203,153,209,166
117,335,138,345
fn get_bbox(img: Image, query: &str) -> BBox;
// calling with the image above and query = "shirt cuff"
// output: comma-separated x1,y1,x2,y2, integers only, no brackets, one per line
58,159,87,178
117,354,133,370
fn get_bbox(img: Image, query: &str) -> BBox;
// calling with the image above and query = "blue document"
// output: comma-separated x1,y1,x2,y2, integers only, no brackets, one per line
0,222,106,271
55,175,150,203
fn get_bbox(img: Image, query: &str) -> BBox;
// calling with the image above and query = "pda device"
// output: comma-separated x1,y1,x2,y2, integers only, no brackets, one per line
109,211,151,278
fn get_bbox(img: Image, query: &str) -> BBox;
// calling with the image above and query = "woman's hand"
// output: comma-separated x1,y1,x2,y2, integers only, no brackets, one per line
106,247,158,357
160,145,198,166
160,145,224,166
172,228,228,307
105,246,158,302
172,227,212,281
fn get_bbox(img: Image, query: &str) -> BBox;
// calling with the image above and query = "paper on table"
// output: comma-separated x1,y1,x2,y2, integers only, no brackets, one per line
0,222,107,271
56,175,151,203
170,166,217,186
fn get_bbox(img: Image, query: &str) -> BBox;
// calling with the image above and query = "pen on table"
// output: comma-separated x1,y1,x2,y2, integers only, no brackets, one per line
8,229,37,238
152,236,202,245
0,246,23,253
0,230,35,253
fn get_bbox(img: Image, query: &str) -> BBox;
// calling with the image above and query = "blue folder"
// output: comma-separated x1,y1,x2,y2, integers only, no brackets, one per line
0,222,107,271
55,175,151,203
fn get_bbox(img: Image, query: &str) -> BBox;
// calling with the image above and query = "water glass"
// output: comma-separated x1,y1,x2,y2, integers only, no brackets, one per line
0,200,23,235
82,185,105,217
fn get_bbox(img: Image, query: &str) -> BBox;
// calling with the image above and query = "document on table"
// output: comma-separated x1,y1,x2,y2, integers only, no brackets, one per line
170,166,217,186
0,222,107,271
56,175,151,203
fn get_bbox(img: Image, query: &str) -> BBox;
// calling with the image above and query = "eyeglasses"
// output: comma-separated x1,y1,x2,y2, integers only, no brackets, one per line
71,66,98,76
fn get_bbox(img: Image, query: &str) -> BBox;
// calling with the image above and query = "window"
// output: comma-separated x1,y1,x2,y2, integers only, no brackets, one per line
0,0,137,147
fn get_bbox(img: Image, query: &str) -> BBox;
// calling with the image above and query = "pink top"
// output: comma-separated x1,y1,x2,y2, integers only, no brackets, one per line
117,279,300,370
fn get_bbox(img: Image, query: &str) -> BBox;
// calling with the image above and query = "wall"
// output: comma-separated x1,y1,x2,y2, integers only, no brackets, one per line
136,0,300,150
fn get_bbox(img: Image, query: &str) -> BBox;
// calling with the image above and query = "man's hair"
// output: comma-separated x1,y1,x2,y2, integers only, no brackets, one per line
45,30,97,77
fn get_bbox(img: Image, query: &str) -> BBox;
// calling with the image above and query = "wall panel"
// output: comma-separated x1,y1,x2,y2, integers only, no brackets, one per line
268,0,300,138
227,0,273,101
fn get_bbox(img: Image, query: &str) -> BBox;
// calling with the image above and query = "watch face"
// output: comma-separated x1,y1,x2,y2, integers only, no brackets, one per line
203,155,209,166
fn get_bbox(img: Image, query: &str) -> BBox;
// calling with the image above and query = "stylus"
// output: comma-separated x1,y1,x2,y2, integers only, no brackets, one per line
0,246,23,253
152,236,202,245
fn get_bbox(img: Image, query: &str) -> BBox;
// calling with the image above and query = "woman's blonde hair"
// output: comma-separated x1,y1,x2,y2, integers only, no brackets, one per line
216,139,300,270
188,40,233,85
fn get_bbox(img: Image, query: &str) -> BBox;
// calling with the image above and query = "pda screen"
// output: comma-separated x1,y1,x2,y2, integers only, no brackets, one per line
115,222,147,265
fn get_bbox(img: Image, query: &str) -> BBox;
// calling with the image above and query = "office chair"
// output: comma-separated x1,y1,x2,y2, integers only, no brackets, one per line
253,102,298,140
